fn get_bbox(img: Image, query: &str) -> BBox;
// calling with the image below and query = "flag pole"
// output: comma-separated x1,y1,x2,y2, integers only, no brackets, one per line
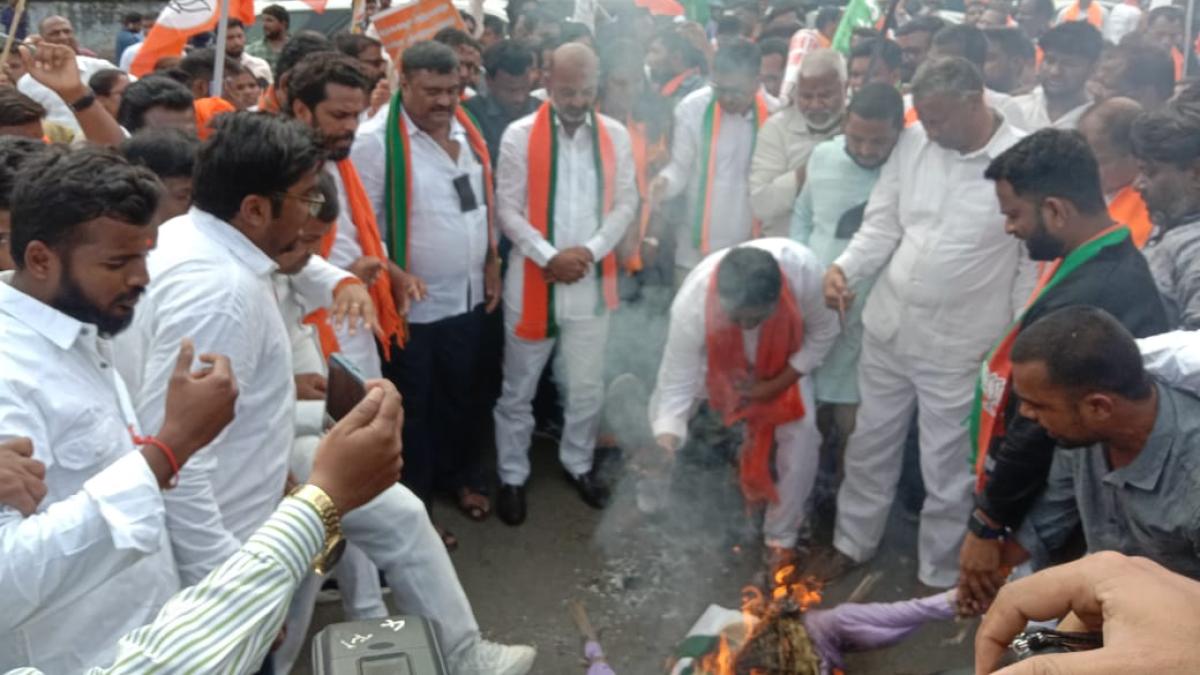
211,0,232,97
1185,0,1196,78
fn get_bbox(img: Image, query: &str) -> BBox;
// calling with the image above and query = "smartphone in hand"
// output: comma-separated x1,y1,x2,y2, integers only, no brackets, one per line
324,354,367,430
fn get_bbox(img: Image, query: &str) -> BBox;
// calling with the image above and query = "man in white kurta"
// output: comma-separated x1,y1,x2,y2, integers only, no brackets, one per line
0,148,231,672
825,57,1035,588
493,44,637,521
651,39,782,276
116,113,534,674
651,238,839,551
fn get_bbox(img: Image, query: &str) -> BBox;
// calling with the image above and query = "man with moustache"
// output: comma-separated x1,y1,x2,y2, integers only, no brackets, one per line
790,83,905,532
959,128,1168,610
352,41,500,535
750,48,846,238
492,43,637,524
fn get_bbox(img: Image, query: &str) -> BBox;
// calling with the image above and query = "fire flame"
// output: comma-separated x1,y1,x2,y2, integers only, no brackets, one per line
769,565,823,612
694,565,825,674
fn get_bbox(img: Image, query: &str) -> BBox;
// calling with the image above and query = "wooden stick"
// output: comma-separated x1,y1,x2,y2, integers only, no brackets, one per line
846,570,883,605
1,0,29,73
570,599,600,643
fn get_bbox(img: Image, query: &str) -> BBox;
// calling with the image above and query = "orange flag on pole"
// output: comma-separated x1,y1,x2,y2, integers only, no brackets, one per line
132,0,256,77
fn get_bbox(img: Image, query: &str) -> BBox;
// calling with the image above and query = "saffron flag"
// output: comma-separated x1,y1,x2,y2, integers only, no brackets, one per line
372,0,465,61
131,0,255,77
301,0,329,11
830,0,879,54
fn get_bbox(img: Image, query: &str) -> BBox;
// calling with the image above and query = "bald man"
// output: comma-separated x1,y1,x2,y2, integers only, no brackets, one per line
493,43,637,524
1078,98,1154,247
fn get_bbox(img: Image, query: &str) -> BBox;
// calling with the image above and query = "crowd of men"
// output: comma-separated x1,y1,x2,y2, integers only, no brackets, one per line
1,0,1200,672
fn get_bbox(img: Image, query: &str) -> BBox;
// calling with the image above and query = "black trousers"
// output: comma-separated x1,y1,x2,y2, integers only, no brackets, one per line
384,306,486,503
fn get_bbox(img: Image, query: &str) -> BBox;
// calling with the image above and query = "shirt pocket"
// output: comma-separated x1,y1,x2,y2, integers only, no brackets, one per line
51,407,128,471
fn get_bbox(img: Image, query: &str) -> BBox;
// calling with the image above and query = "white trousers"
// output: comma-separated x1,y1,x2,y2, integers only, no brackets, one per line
762,377,822,549
284,436,481,663
495,313,610,485
833,332,977,588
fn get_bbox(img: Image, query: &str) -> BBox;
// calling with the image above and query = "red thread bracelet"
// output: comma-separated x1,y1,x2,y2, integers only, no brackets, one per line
135,435,181,488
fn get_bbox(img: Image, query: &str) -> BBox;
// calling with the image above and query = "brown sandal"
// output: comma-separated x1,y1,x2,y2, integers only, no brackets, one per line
457,487,491,522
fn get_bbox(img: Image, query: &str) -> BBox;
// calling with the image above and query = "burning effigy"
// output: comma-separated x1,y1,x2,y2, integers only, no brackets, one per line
669,566,958,675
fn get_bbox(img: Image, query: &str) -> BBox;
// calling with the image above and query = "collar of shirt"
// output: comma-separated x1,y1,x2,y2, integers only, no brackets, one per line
960,115,1022,161
402,105,468,142
1103,381,1175,491
189,207,279,278
0,270,87,350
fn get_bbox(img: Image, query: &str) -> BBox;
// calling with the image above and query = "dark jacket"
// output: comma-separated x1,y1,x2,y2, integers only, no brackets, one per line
978,235,1171,528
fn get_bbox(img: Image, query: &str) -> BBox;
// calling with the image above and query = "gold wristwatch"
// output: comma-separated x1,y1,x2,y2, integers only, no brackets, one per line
289,484,346,574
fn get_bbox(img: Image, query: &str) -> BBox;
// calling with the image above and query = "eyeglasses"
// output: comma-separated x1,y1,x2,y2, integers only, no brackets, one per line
275,190,327,217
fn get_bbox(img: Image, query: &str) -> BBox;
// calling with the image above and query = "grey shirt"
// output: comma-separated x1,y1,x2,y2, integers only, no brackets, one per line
1017,381,1200,580
1143,216,1200,330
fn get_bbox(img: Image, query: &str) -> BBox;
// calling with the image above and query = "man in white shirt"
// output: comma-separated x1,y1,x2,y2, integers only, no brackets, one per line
822,57,1034,588
1011,21,1101,130
225,18,273,85
118,111,535,675
750,49,845,237
352,42,500,519
649,39,779,278
18,48,117,135
651,239,839,564
0,147,239,672
493,43,637,524
924,24,1031,131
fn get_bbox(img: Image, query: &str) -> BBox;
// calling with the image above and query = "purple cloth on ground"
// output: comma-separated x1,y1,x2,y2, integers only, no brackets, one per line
803,592,957,671
585,640,616,674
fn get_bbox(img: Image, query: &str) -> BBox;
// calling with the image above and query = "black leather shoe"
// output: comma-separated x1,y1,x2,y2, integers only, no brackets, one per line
496,484,527,526
566,469,611,510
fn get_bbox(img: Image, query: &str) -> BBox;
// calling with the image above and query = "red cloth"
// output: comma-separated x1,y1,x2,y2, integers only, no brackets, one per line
704,266,806,505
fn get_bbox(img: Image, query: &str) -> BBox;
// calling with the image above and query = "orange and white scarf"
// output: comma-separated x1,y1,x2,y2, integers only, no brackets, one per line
514,102,619,340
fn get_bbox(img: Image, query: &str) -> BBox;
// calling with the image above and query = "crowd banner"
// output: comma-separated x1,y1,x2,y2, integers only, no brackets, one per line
374,0,465,61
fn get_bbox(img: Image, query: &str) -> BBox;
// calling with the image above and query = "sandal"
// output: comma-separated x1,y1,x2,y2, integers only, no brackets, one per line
436,525,458,552
457,487,491,522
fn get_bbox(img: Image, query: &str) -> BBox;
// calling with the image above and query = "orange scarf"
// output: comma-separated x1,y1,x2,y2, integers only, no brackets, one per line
660,68,699,97
194,97,236,139
1063,0,1103,27
1172,47,1184,82
304,160,406,359
624,119,667,273
1109,185,1153,249
693,92,771,254
704,263,805,505
514,102,619,340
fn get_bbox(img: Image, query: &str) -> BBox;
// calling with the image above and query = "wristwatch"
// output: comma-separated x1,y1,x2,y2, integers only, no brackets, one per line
69,88,96,112
289,484,346,574
968,509,1009,541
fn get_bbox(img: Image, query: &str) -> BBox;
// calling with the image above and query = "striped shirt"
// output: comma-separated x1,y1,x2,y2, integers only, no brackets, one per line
4,497,324,675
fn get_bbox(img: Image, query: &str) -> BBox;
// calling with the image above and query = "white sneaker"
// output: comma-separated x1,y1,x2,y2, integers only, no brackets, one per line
448,638,536,675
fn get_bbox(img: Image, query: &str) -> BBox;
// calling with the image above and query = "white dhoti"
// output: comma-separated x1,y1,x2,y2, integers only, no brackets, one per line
833,332,977,588
495,312,610,485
